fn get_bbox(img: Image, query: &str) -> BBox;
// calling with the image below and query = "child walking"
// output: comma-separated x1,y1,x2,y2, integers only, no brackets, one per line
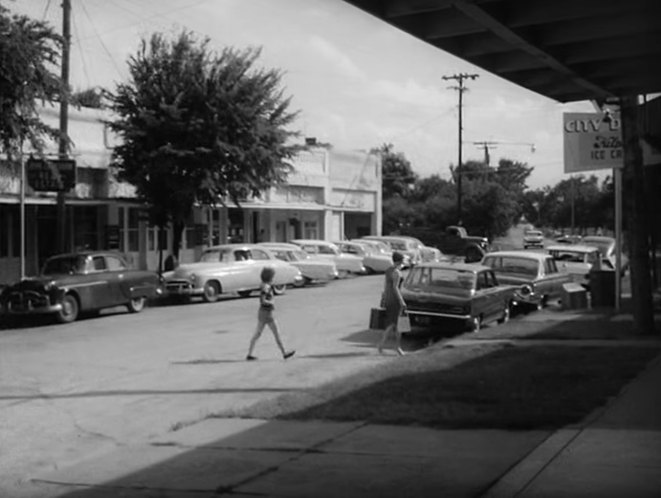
246,266,295,361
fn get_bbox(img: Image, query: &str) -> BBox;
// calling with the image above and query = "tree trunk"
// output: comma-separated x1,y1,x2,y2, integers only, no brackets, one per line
172,220,184,262
621,95,656,334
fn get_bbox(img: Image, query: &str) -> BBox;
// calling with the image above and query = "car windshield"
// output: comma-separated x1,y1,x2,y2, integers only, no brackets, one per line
42,256,84,275
526,231,542,237
199,249,233,262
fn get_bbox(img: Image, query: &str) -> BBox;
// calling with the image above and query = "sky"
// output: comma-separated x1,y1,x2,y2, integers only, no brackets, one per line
9,0,600,189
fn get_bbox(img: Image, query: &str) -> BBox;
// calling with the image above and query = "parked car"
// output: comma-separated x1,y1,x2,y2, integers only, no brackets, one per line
258,242,338,284
554,234,582,245
289,239,366,277
523,229,544,249
481,251,571,310
352,238,392,257
333,240,393,273
581,235,629,275
0,251,163,323
401,262,516,332
359,235,422,267
547,244,602,288
164,244,303,302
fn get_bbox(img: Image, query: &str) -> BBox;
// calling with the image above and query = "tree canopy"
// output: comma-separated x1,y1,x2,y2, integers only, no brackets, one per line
107,30,300,260
0,4,63,159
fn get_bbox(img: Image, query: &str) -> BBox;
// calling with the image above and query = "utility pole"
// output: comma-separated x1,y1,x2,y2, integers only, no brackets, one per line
57,0,71,254
443,72,479,222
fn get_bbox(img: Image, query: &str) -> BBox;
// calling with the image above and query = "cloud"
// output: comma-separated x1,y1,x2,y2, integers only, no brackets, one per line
308,35,364,80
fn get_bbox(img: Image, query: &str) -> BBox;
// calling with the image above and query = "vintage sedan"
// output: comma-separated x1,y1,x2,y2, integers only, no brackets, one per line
523,229,544,249
401,262,515,332
481,251,571,310
0,251,163,323
164,244,303,302
581,235,629,275
333,240,393,273
289,239,366,277
360,235,421,267
547,244,602,288
259,242,338,284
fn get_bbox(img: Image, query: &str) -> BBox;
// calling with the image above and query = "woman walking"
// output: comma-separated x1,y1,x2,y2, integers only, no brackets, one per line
246,266,295,361
378,251,407,356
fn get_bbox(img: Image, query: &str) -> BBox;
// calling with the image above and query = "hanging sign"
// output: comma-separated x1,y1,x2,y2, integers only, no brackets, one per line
563,112,623,173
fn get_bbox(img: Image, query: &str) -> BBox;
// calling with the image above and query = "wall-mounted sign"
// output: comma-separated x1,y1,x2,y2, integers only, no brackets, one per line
26,157,77,191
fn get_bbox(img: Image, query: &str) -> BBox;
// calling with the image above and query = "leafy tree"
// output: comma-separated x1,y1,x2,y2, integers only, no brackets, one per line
0,4,63,159
376,143,418,199
107,31,299,267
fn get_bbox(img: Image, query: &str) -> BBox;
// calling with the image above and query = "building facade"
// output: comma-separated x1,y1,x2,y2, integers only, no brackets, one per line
0,105,382,283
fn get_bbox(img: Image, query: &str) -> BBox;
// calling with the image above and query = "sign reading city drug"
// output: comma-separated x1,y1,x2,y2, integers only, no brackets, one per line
563,112,622,173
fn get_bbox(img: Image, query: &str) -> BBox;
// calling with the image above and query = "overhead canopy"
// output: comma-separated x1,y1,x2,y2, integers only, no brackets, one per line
343,0,661,103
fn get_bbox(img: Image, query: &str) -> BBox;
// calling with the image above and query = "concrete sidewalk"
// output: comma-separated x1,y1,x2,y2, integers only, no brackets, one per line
24,311,661,497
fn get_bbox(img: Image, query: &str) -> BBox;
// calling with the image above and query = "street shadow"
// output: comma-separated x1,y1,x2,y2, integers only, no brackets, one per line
47,319,660,498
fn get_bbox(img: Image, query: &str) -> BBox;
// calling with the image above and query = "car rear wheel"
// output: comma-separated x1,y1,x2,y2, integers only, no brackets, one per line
127,296,146,313
272,284,286,295
202,281,221,303
56,294,79,323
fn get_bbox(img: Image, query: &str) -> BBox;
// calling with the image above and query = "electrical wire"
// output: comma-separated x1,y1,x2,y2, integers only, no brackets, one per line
70,6,91,88
77,0,125,80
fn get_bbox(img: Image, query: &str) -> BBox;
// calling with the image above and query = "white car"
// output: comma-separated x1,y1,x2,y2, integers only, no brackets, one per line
259,243,338,284
290,239,366,277
164,244,303,302
333,240,393,273
581,236,629,275
547,244,603,288
523,229,544,249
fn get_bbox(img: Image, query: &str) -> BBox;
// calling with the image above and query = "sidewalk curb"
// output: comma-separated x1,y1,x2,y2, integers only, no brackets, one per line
482,429,580,498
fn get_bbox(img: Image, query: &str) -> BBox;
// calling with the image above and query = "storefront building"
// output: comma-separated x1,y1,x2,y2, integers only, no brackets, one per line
0,105,382,283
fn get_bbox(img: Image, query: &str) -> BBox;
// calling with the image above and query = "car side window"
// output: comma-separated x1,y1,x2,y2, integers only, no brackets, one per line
545,258,558,274
234,250,251,261
250,249,270,261
91,256,107,271
106,255,127,271
318,245,335,255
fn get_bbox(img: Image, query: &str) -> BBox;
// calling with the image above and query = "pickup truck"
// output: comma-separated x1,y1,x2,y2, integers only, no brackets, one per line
436,226,490,263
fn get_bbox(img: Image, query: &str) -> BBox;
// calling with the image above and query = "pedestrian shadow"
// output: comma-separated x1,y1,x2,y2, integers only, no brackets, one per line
298,352,369,359
171,359,247,365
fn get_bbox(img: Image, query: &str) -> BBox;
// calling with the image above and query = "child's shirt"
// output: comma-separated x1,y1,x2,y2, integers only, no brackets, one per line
259,282,275,310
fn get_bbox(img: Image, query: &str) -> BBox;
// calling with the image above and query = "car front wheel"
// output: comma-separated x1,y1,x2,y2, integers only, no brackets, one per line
127,296,146,313
202,281,221,303
56,294,79,323
497,304,511,324
469,316,481,333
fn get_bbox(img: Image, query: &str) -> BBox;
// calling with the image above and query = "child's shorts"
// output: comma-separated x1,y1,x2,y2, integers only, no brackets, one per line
258,307,275,324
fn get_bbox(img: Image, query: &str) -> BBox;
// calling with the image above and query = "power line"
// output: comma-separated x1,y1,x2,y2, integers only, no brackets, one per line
442,72,479,221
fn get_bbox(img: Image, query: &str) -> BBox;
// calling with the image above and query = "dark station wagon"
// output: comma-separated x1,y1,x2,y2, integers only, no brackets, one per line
401,262,516,332
0,251,163,323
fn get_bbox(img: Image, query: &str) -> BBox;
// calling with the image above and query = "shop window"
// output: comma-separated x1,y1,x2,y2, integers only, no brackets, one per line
118,207,140,252
303,221,318,239
73,206,99,251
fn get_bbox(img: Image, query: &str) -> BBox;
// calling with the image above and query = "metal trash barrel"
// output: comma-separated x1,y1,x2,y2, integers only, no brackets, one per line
561,282,588,310
589,270,616,307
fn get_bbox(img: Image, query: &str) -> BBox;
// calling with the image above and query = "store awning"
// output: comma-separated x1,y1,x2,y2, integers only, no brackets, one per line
343,0,661,103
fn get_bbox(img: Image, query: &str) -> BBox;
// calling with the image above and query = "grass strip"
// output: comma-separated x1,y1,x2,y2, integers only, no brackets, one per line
213,344,659,430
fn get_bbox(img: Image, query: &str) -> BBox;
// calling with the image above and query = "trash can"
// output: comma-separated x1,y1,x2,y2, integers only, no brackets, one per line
589,270,616,307
561,282,588,310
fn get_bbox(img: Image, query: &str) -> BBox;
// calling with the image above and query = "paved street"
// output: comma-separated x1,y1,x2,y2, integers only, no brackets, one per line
0,274,435,498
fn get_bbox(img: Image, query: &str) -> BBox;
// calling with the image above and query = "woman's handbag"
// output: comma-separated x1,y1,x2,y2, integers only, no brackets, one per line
369,307,386,330
397,312,411,333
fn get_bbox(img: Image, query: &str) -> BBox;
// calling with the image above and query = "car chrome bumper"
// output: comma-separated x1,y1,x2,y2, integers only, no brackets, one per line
407,310,471,320
3,303,63,314
164,282,202,296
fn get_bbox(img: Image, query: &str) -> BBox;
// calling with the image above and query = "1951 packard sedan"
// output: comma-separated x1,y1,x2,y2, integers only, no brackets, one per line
164,244,303,302
401,262,516,332
0,251,163,323
481,251,571,310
